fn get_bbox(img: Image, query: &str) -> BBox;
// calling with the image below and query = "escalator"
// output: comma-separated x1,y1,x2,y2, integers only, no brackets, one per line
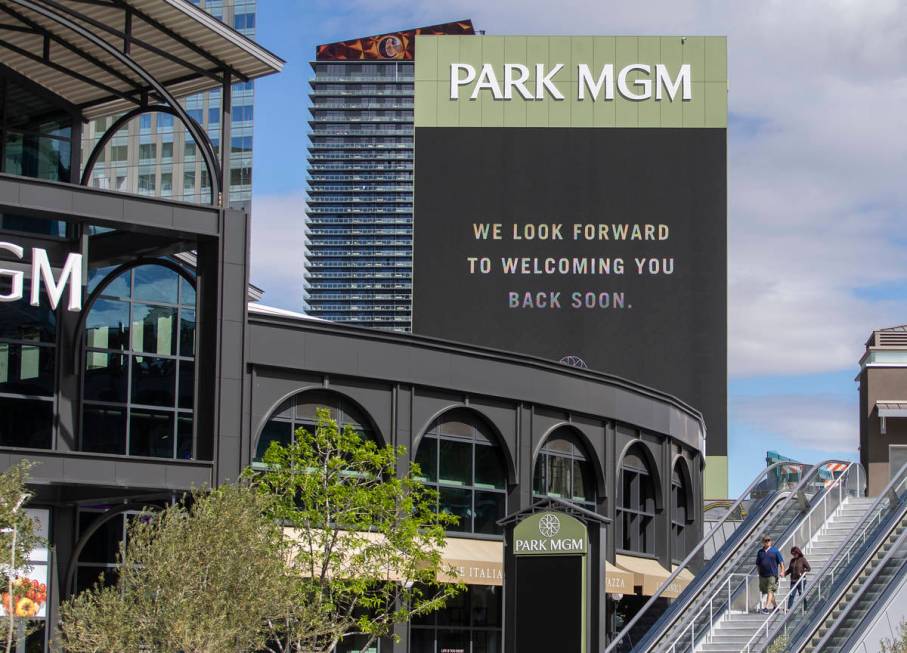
605,460,858,653
757,462,907,653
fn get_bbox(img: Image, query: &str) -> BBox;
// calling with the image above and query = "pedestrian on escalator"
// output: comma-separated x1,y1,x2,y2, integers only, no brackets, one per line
756,536,785,614
784,546,811,611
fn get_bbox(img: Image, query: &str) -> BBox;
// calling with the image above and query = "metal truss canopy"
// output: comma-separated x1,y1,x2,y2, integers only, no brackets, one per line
0,0,284,119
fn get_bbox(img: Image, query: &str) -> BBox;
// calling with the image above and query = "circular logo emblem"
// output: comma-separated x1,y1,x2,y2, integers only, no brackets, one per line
377,35,404,59
538,513,561,537
559,355,588,369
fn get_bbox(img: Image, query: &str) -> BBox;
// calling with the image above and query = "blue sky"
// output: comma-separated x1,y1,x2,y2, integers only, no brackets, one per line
248,1,907,497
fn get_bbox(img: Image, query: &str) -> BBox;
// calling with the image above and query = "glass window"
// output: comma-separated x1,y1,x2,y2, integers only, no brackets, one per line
617,445,658,555
410,586,502,653
672,462,690,559
0,264,57,448
81,263,196,459
414,410,508,535
0,397,52,448
254,391,376,465
532,430,596,510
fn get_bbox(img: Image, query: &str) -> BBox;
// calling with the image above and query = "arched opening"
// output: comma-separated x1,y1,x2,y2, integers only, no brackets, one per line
414,408,509,535
81,261,196,458
617,444,659,555
532,428,596,510
672,459,693,560
253,389,379,465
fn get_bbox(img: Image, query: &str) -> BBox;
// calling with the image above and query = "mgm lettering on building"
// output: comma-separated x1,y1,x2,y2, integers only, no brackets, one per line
411,35,729,499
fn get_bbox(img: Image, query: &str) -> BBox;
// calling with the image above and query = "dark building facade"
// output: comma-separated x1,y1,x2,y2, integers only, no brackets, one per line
0,4,705,652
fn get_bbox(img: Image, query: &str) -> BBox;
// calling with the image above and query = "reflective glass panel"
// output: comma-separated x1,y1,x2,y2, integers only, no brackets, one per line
133,265,179,303
129,409,174,457
81,406,126,454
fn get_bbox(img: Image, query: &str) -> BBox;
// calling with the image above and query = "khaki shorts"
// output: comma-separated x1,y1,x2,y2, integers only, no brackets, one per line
759,576,779,594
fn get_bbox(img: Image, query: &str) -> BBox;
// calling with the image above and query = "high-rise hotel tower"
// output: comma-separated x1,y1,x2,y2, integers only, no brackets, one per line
303,21,475,330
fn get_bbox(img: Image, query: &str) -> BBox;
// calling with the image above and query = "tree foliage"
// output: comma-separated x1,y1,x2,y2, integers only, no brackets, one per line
248,409,463,653
56,483,286,653
880,619,907,653
0,461,42,653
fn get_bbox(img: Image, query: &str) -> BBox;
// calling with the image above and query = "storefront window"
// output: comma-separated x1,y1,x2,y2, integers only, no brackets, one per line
254,390,376,464
410,586,502,653
81,263,196,458
532,430,595,510
672,461,691,560
0,268,56,449
617,446,658,555
414,410,508,535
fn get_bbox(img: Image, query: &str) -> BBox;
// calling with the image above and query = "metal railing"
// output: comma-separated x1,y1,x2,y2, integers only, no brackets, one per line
605,460,809,653
759,461,907,652
617,460,855,653
731,463,861,651
814,523,907,652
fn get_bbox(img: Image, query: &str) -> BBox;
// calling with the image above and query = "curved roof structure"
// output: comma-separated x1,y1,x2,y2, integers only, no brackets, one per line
0,0,283,118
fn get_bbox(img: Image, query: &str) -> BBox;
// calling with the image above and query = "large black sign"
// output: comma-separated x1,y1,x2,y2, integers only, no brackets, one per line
413,127,726,455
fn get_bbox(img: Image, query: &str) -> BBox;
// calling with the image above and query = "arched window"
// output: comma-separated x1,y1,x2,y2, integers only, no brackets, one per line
533,429,596,510
254,390,376,464
672,461,691,560
617,445,658,554
414,410,508,535
81,263,196,458
0,261,56,448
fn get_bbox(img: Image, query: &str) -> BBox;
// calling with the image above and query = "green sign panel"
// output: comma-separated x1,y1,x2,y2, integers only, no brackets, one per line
513,511,588,556
414,35,727,129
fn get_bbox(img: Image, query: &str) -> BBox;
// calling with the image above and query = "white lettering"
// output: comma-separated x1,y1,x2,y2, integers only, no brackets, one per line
577,63,614,100
656,64,691,101
450,63,476,99
30,248,82,311
504,64,533,100
535,63,565,100
0,242,25,303
471,64,504,100
617,64,652,100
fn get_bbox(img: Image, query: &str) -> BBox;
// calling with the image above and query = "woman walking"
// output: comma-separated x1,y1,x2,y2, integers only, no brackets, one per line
784,546,811,610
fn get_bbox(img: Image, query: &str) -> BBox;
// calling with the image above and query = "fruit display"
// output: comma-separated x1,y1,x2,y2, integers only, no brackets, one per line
1,577,47,618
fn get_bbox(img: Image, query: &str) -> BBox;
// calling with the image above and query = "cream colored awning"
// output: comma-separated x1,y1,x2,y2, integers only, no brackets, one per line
615,554,674,597
284,528,503,586
0,0,284,118
666,565,695,599
604,562,635,595
437,537,503,586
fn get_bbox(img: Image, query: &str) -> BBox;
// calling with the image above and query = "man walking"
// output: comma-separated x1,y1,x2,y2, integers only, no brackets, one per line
756,536,785,613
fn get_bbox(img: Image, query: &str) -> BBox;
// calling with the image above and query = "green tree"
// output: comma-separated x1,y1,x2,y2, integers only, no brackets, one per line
0,461,42,653
249,409,463,653
880,619,907,653
57,484,287,653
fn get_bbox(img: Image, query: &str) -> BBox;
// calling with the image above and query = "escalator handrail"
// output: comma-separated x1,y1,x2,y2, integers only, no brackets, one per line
760,460,907,652
603,460,806,653
814,519,907,652
650,460,854,653
621,459,848,653
733,463,858,652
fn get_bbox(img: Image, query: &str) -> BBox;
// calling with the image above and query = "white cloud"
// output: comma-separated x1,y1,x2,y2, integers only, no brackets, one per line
249,192,308,311
731,393,858,453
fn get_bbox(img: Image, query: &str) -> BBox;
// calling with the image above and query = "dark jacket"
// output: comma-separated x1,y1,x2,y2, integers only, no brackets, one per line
785,555,811,581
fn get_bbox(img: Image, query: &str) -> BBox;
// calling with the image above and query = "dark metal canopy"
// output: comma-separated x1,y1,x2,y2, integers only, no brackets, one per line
0,0,284,119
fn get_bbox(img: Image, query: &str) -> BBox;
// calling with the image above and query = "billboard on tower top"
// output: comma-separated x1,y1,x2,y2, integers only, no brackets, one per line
411,35,729,494
315,20,474,61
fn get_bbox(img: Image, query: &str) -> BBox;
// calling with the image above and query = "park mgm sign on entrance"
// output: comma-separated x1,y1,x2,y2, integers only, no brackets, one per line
508,510,596,653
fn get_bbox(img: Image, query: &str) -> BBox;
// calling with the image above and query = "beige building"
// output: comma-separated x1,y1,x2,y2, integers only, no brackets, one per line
858,325,907,495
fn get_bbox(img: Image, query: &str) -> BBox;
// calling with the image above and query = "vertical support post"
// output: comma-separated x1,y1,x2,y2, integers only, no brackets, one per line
219,71,232,207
